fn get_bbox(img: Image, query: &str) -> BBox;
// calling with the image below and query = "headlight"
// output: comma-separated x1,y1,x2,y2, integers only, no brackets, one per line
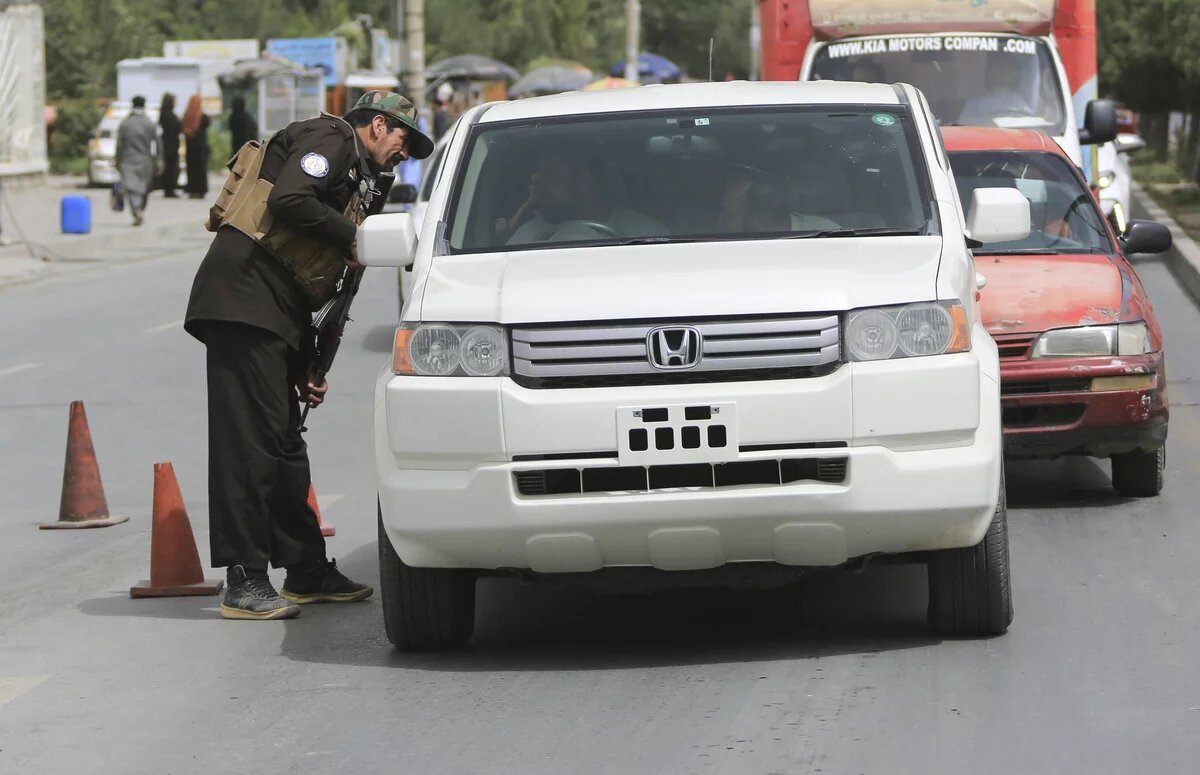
1097,171,1115,189
392,323,509,376
846,301,970,362
1031,322,1150,358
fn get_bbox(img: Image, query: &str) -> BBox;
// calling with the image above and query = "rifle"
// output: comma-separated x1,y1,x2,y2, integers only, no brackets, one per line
297,170,395,432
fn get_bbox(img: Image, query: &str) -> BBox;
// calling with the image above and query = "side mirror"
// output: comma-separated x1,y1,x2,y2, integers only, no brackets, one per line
1121,219,1172,255
1114,133,1147,154
1079,99,1118,146
358,212,417,268
966,187,1030,244
388,183,419,204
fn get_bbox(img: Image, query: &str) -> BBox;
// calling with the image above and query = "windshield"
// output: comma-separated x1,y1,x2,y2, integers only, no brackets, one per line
810,35,1067,135
949,150,1113,254
447,106,934,253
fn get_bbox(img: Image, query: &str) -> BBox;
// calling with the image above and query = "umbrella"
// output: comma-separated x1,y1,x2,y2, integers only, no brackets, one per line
426,54,520,82
608,52,682,83
582,76,638,91
509,66,594,98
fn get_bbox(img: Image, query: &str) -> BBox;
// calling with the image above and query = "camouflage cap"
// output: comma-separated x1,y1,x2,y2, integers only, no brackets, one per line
350,90,435,159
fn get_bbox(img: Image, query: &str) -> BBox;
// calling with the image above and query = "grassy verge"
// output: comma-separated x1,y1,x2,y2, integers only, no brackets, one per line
1134,161,1200,240
49,156,89,177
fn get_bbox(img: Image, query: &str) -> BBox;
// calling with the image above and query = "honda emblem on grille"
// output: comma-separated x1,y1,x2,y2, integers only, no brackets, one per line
647,326,702,370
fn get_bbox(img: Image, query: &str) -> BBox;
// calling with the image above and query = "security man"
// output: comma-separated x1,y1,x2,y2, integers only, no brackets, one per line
185,92,434,620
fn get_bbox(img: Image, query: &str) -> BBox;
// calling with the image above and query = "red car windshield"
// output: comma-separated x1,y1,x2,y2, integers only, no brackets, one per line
949,150,1114,255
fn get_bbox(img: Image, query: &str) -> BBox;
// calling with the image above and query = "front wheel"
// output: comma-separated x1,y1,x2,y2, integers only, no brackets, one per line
1111,446,1165,498
378,505,476,651
927,467,1013,637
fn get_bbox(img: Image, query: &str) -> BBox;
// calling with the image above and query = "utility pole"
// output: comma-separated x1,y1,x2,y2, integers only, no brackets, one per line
624,0,640,84
399,0,426,113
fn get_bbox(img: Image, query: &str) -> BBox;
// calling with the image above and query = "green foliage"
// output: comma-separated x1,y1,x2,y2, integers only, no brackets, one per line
41,0,756,99
207,123,233,173
1132,161,1184,185
49,100,104,169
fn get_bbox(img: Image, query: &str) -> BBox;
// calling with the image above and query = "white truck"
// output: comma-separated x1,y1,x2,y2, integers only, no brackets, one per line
359,81,1030,651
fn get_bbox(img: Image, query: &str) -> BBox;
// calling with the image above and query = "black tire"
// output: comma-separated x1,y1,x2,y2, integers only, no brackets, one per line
1111,446,1165,498
927,469,1013,637
378,505,475,651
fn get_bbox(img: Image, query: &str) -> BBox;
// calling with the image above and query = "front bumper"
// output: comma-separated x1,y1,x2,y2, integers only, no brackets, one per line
375,350,1002,573
1000,352,1168,458
88,158,117,185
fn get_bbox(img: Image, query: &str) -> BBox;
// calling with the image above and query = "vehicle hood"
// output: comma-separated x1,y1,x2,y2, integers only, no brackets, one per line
979,253,1123,335
416,237,944,323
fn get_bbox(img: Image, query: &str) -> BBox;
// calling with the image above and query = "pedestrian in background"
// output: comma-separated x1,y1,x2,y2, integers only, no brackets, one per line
158,93,182,198
228,95,258,151
184,91,433,620
115,95,158,227
183,95,210,199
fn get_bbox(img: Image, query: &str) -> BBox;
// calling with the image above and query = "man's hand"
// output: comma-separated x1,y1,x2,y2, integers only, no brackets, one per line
345,238,363,270
297,376,329,408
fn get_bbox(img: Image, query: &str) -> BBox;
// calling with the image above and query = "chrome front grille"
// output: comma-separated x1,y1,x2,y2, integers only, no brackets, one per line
511,315,841,385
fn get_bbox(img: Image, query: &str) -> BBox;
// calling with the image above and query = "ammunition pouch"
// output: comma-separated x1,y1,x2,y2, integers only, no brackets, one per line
206,138,364,310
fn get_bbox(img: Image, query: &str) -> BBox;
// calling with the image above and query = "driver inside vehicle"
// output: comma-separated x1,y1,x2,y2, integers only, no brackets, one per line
502,148,665,244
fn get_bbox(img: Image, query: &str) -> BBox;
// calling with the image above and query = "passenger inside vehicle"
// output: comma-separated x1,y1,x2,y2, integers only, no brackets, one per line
949,150,1112,253
450,107,931,253
500,149,666,244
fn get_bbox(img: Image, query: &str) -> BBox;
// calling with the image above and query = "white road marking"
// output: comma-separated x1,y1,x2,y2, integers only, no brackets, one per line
145,319,184,334
317,494,345,511
0,675,48,709
0,362,41,377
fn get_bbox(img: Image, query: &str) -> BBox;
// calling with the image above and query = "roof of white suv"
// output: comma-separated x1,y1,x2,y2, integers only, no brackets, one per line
480,81,904,123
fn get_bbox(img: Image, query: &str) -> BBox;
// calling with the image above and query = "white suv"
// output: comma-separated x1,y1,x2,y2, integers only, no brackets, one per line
360,82,1030,651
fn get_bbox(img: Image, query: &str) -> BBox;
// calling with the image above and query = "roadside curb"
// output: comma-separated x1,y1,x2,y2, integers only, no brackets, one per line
1131,183,1200,306
0,216,205,262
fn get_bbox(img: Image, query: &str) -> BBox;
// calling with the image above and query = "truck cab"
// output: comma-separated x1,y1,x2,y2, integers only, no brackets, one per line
762,0,1117,177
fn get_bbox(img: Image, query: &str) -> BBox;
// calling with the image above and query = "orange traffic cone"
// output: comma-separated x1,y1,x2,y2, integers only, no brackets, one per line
130,462,223,597
41,401,128,529
309,483,335,537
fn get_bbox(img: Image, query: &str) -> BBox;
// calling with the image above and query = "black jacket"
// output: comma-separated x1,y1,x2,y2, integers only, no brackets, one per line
184,116,376,350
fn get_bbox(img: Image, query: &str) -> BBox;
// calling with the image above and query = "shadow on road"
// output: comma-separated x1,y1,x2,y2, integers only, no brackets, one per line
79,593,220,621
359,325,397,354
276,542,943,673
1004,456,1127,510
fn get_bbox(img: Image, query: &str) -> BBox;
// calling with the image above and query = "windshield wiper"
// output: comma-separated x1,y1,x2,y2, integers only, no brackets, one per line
973,247,1102,255
782,226,927,240
616,236,702,246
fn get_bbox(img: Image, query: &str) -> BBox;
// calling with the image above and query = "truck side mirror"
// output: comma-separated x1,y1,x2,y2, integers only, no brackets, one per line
965,187,1030,244
1080,99,1118,146
358,213,417,268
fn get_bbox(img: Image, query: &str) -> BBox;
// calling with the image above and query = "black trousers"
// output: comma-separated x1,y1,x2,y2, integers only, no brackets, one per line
204,321,325,570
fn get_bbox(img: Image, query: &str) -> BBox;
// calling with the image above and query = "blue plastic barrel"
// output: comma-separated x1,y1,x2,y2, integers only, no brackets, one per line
61,195,91,234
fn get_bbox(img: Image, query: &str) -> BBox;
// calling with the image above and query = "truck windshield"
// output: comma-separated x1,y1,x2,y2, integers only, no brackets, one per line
950,150,1113,255
810,35,1067,136
447,106,934,253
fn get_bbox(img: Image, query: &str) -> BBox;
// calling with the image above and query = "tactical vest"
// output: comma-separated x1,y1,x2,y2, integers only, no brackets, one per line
206,115,371,310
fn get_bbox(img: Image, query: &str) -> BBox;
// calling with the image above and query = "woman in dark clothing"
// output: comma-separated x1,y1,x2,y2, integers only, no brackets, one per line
182,95,210,199
228,95,258,151
158,93,182,197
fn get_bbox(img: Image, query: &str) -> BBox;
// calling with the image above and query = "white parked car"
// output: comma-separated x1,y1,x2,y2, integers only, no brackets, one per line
87,103,188,188
1096,133,1147,232
359,81,1030,651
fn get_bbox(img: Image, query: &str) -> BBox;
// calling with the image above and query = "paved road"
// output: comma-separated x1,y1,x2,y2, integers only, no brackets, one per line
1,248,1198,774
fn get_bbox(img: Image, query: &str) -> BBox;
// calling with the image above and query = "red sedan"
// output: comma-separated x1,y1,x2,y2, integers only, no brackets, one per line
943,127,1173,496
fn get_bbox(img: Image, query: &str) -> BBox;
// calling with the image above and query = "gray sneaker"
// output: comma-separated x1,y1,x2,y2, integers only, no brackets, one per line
219,566,301,620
